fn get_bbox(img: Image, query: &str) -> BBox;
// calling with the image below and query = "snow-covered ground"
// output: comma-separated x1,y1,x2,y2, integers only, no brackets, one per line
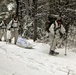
0,40,76,75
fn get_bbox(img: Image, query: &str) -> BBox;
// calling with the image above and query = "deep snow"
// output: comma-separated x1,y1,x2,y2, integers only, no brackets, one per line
0,40,76,75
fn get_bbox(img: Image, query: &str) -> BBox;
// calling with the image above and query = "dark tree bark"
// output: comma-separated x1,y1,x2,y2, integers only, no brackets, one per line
32,0,38,41
19,2,23,19
0,0,4,3
27,0,30,7
15,0,19,18
20,6,23,19
27,0,31,16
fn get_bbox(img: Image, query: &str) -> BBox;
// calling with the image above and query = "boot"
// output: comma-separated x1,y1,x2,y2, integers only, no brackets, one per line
4,40,6,42
49,50,59,55
14,42,16,45
49,50,54,55
14,41,17,45
0,39,2,41
9,39,11,43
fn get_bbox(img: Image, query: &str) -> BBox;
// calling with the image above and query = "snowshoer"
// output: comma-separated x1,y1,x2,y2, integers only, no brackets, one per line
0,18,7,41
45,15,65,55
7,15,19,44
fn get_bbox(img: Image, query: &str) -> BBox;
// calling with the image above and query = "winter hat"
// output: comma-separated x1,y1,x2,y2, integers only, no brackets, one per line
57,17,62,24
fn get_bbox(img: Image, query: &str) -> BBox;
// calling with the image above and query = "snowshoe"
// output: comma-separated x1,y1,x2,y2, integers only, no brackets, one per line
49,50,59,56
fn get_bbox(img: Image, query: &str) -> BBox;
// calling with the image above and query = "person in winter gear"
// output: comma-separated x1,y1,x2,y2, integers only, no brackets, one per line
46,16,65,55
7,16,19,44
0,18,7,41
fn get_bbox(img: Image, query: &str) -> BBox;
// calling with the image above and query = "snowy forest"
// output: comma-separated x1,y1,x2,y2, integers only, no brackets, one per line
0,0,76,47
0,0,76,75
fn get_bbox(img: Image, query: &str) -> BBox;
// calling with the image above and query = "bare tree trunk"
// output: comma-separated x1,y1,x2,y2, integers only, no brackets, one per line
32,0,38,41
48,0,55,14
27,0,32,16
15,0,19,18
19,2,23,19
20,6,23,19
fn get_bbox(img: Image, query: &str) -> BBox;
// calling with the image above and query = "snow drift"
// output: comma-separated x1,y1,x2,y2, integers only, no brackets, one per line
0,40,76,75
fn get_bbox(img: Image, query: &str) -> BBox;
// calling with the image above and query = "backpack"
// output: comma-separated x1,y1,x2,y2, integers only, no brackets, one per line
45,15,57,32
11,20,18,28
54,20,65,38
45,16,64,38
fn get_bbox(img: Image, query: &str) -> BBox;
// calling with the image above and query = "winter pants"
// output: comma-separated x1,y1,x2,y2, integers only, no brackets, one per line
0,29,7,40
11,29,18,43
50,35,62,51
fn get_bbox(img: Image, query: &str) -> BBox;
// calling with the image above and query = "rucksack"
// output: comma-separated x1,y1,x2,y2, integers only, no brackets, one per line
54,20,65,38
45,15,57,32
11,20,18,28
45,16,64,38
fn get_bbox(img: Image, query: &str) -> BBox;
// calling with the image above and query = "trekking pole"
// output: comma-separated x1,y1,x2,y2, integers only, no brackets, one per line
6,27,8,44
65,33,68,56
65,40,67,56
5,29,7,44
